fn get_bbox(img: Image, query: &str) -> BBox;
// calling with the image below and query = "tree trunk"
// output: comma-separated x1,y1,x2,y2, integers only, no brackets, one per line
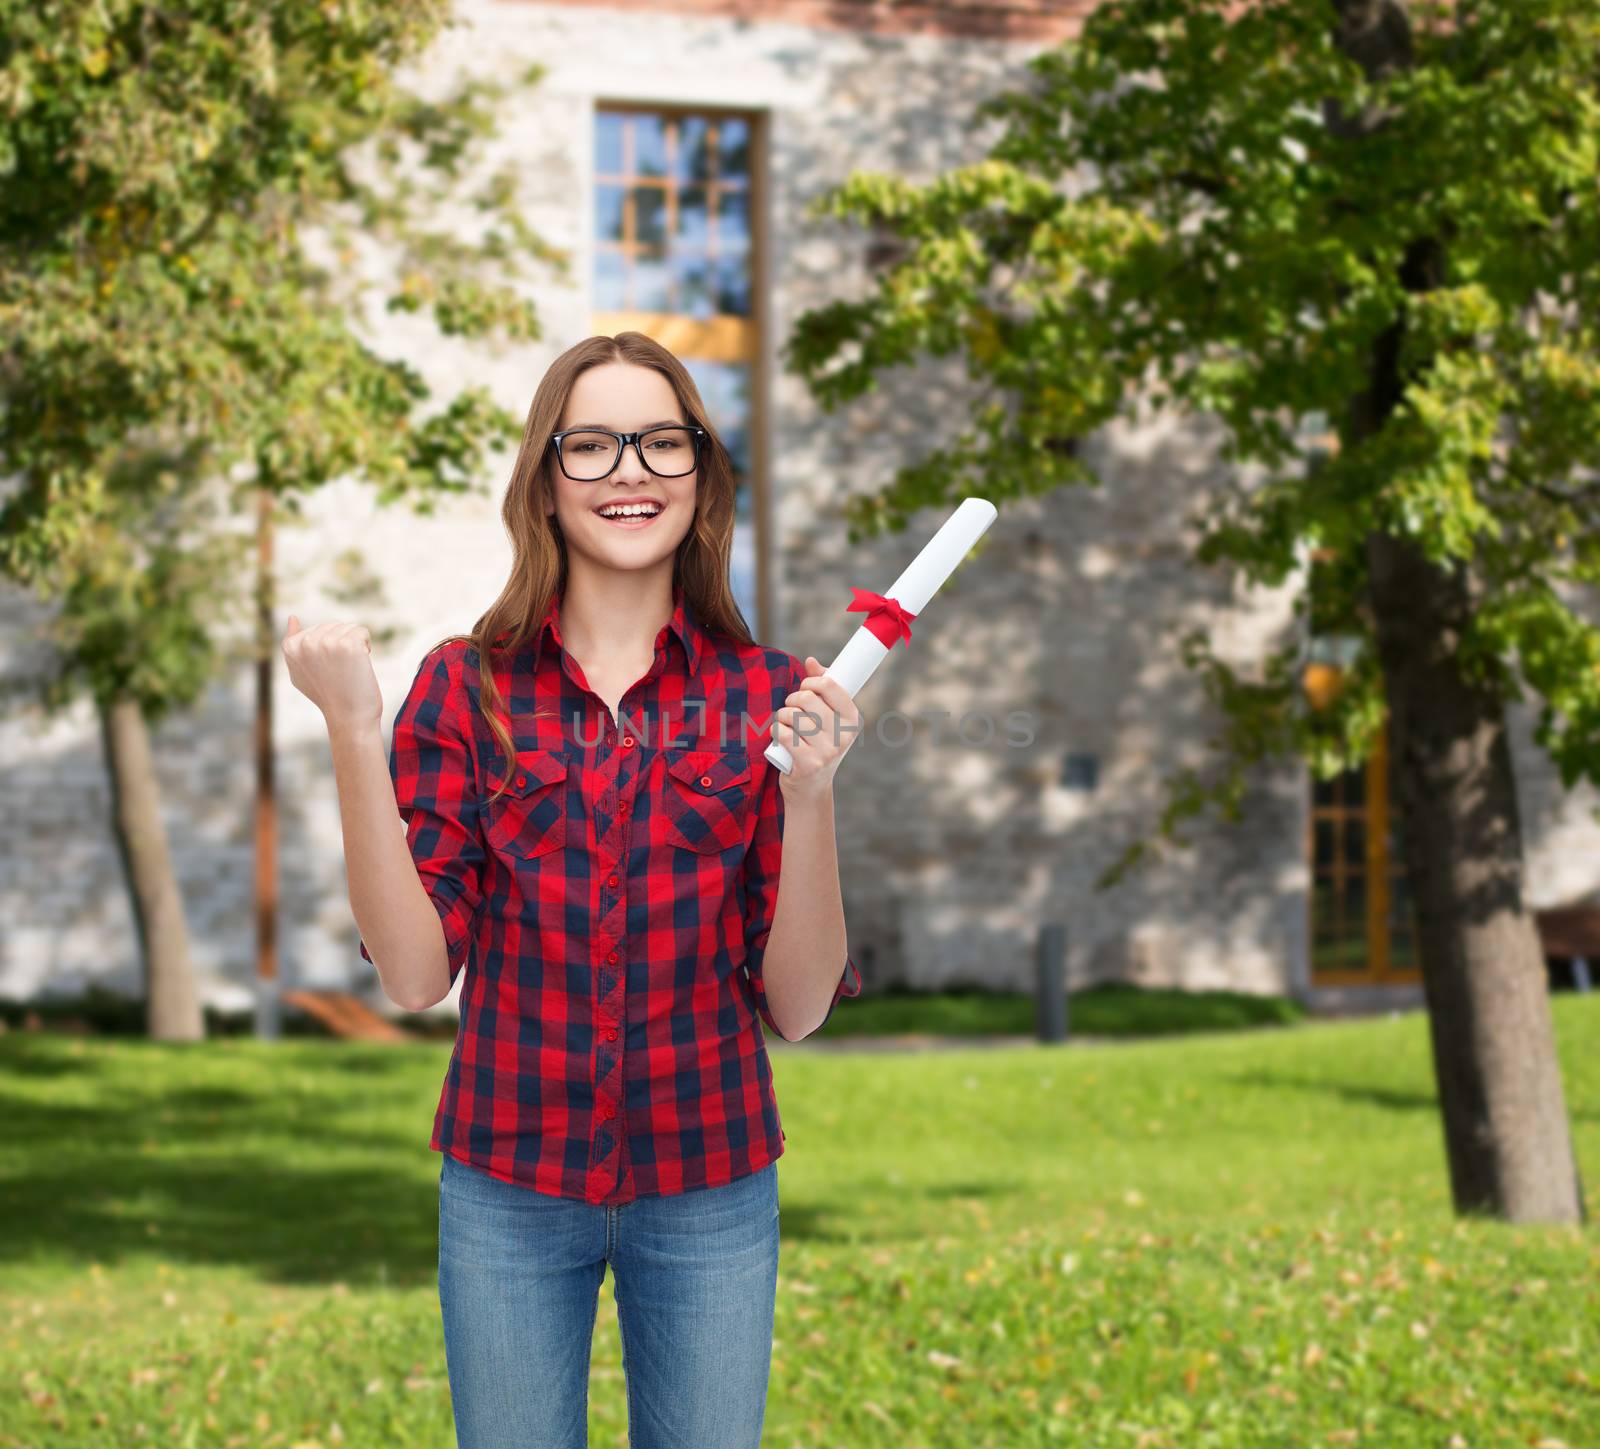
101,694,205,1041
1362,530,1586,1225
1330,0,1585,1228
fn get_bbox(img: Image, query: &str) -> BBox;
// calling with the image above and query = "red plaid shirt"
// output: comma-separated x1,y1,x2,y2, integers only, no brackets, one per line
359,581,861,1204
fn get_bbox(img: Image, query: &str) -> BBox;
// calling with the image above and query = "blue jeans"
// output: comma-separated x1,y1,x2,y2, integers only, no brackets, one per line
437,1151,781,1448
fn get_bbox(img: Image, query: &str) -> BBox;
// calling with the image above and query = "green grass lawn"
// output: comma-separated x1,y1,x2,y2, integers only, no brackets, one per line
2,994,1596,1448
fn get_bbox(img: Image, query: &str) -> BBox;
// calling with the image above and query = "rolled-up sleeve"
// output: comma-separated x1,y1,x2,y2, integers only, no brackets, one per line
358,644,484,985
739,655,863,1041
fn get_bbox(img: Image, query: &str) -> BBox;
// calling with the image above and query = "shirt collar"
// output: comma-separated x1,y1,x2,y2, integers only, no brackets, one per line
535,579,705,678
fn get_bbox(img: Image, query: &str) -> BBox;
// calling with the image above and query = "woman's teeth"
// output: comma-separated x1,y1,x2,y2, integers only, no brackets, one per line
597,504,663,527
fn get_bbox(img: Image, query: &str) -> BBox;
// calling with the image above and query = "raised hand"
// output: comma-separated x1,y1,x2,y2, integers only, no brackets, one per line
281,614,383,735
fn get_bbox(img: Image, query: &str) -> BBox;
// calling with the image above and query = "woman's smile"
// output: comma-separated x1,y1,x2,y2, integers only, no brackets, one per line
595,499,667,530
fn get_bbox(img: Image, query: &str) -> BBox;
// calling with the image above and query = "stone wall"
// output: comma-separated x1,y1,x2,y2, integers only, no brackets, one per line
3,0,1596,1013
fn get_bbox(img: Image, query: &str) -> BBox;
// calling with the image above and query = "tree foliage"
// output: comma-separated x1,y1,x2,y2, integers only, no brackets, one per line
783,0,1600,883
0,0,564,716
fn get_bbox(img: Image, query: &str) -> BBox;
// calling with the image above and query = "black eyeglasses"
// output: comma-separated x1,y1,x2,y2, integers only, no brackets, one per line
549,425,706,482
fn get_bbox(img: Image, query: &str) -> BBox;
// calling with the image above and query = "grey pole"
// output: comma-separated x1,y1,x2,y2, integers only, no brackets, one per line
256,974,281,1040
1035,922,1068,1043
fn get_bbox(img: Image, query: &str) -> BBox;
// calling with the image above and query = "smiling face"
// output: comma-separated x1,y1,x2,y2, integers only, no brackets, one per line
546,361,699,573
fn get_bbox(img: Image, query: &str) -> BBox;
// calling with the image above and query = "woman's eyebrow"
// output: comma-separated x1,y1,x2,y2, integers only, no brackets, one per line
564,418,685,431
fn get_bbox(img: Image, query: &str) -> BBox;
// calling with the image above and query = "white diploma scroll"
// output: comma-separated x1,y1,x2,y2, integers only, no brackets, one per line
765,496,999,775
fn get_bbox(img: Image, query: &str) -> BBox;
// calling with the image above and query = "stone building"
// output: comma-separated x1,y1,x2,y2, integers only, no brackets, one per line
4,0,1596,1020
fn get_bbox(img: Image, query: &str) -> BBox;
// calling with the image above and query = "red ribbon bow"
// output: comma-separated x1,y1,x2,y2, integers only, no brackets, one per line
846,585,918,649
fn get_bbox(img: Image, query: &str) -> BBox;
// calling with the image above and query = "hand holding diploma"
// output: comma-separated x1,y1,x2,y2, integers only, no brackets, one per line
769,654,863,801
763,497,999,777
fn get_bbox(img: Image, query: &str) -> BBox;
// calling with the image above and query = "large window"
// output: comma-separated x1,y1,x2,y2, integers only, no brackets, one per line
1308,730,1417,979
1304,541,1419,983
592,108,762,632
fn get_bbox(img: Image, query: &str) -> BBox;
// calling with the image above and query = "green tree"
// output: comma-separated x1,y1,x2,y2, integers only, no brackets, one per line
787,0,1595,1224
0,1,564,1038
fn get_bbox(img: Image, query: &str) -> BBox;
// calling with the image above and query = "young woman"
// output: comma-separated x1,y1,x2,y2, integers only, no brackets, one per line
282,331,862,1448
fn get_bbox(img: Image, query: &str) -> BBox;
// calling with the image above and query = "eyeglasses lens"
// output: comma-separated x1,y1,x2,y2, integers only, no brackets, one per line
562,427,698,479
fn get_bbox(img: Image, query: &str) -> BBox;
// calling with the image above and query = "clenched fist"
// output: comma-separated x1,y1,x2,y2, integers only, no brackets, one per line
281,614,383,734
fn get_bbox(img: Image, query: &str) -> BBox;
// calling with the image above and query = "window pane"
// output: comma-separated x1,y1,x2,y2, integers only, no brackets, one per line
721,413,750,479
633,247,670,311
716,189,750,252
595,184,625,244
730,503,756,629
672,250,714,319
633,186,667,248
1311,873,1337,935
675,117,712,184
1390,866,1415,961
1344,874,1367,940
596,112,625,176
712,253,749,316
1390,885,1416,966
595,249,626,309
1389,813,1409,869
676,186,709,246
717,117,750,178
635,114,668,177
686,358,756,626
684,358,751,478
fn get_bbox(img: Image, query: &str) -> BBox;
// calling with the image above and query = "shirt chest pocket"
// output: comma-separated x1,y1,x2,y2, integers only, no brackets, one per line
482,750,570,859
662,749,755,854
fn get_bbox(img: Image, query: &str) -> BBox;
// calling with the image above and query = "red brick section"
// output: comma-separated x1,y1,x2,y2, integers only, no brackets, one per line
509,0,1092,43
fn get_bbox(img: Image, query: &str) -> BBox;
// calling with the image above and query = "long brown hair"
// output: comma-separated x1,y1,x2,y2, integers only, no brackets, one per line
429,331,754,803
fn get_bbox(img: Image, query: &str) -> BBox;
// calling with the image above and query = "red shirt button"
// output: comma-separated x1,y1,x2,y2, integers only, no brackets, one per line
622,736,635,748
607,873,618,887
607,949,619,964
601,1105,614,1121
605,1029,618,1042
699,774,712,787
515,774,527,788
